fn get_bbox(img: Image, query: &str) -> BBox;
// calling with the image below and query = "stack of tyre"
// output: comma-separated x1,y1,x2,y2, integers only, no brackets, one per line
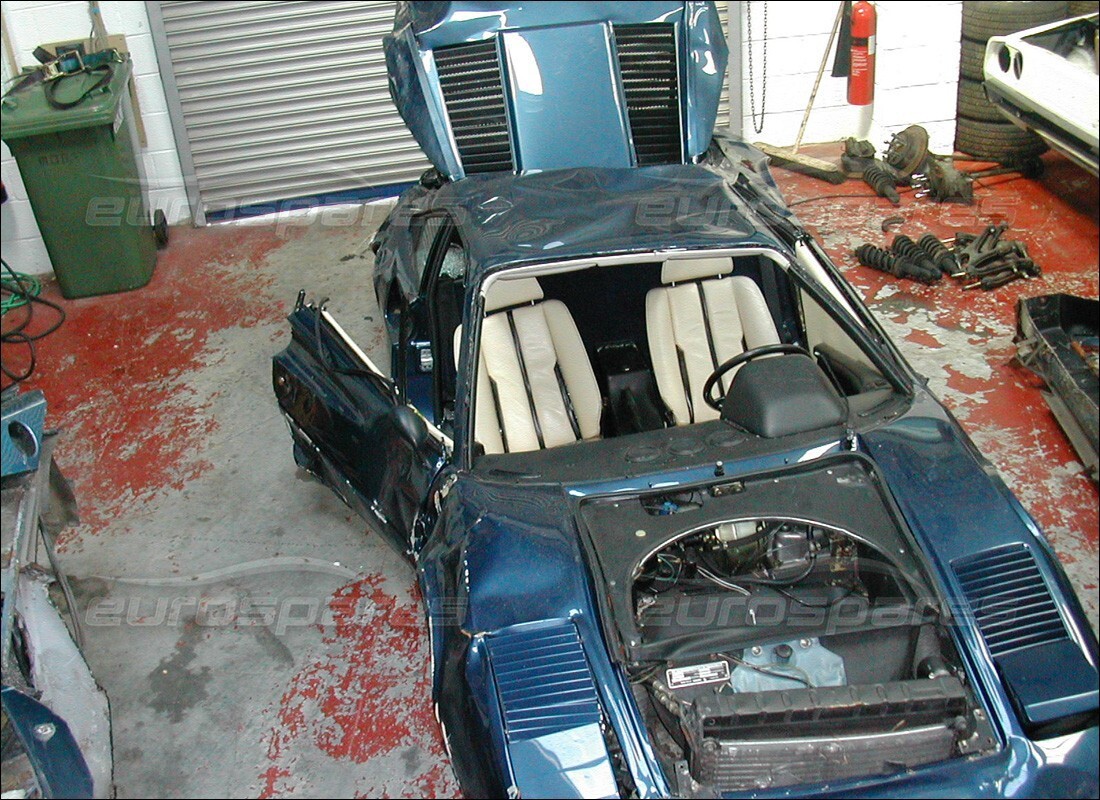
956,1,1095,162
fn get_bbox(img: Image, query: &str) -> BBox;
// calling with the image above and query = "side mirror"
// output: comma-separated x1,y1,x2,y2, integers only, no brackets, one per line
392,405,429,451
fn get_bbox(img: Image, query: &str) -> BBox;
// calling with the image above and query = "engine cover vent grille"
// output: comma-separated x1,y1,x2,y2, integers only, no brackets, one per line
485,620,602,741
613,23,682,166
953,543,1069,658
434,39,513,174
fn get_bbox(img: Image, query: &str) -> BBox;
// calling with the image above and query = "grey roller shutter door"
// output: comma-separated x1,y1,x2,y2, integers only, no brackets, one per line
157,1,429,217
155,1,731,218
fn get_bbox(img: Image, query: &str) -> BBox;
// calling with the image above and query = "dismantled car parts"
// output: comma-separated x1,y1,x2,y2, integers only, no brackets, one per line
955,222,1010,268
885,124,931,178
891,234,943,279
955,225,1041,289
918,157,975,204
853,224,1041,290
878,124,1046,207
861,160,902,204
880,214,906,233
841,137,877,177
883,125,974,205
969,158,1045,180
1016,294,1100,480
917,233,959,275
854,243,939,284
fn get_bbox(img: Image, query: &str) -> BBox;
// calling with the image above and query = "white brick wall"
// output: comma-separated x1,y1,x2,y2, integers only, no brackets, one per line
1,1,190,275
737,1,962,153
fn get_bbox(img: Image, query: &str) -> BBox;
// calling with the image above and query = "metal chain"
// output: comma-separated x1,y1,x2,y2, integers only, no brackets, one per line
746,1,768,135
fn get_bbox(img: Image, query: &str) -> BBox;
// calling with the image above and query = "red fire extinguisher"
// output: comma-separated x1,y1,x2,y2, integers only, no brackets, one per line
848,1,876,105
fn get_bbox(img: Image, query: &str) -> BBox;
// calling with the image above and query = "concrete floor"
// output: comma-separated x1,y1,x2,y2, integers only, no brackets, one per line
5,152,1097,798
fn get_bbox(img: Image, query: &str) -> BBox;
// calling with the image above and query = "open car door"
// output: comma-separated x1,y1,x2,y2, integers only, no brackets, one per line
272,296,446,557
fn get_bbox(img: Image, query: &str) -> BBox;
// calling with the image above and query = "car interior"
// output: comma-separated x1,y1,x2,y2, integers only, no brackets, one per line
437,250,895,459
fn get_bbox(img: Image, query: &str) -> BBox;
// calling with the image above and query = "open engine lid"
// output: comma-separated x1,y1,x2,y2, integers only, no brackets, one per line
384,1,728,180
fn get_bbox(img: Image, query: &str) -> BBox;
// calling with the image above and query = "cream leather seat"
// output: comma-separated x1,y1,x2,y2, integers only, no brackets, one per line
458,277,601,454
646,257,780,425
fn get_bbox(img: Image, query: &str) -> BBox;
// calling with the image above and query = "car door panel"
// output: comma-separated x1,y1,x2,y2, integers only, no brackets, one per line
273,299,442,557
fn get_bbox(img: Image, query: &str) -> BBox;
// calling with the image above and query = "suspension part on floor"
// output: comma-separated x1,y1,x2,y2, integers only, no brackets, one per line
862,161,901,205
890,236,943,281
924,158,975,204
854,244,938,284
884,125,930,178
917,234,960,276
964,269,1028,291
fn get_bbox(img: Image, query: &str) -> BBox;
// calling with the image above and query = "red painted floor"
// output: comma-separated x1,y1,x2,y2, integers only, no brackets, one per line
4,225,292,533
2,151,1096,797
778,151,1098,606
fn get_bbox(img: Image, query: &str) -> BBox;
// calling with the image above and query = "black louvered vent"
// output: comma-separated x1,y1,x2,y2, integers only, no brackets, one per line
613,23,682,166
953,544,1069,659
434,39,513,174
485,621,602,741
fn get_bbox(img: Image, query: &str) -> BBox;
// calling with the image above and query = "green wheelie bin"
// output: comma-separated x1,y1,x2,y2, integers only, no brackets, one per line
1,54,163,299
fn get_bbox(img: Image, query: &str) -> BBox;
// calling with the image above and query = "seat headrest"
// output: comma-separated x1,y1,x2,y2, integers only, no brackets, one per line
484,276,544,313
661,257,734,285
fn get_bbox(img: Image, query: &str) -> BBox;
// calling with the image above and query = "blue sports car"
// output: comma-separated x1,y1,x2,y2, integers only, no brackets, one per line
272,3,1099,797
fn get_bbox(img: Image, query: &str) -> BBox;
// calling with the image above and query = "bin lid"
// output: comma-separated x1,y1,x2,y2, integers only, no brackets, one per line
1,57,132,140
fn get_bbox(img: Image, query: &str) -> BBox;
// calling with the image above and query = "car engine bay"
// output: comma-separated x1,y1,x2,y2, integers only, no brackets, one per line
579,457,997,794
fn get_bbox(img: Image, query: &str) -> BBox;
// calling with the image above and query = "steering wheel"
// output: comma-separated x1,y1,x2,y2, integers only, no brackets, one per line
702,343,812,411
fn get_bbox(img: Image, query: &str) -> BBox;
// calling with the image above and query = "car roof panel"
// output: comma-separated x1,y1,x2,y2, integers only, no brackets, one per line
418,163,782,276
